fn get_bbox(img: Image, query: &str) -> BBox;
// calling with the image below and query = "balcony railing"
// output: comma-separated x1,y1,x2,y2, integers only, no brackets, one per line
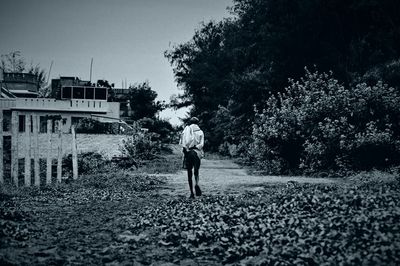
0,98,114,113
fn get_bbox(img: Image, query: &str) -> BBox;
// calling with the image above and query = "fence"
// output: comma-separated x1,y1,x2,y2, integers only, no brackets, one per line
0,111,78,186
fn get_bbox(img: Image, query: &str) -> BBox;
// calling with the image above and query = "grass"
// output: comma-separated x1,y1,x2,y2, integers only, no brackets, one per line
138,154,183,174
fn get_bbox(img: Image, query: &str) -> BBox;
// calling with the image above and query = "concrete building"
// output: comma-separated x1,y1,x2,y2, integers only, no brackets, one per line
0,74,120,134
1,72,39,98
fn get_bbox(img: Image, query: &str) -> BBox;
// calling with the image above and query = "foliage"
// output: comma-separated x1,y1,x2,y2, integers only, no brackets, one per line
63,152,107,176
126,183,400,265
96,79,115,102
1,51,26,73
120,131,161,162
75,170,165,192
1,167,399,265
75,117,114,134
127,81,165,120
137,154,182,175
165,0,400,151
251,69,400,174
138,117,175,143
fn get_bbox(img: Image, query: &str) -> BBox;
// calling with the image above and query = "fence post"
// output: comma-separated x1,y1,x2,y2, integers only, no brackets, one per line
33,114,40,186
0,110,3,184
46,119,52,184
24,113,31,186
11,111,18,186
57,120,63,183
71,124,78,179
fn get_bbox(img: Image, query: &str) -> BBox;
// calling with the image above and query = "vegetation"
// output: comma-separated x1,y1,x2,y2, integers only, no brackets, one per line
75,118,115,134
1,172,399,265
166,0,400,174
117,81,176,144
63,152,107,176
126,82,165,121
120,132,161,163
247,69,400,175
2,2,400,264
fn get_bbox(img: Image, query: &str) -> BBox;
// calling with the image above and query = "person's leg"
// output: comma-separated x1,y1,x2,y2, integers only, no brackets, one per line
194,159,200,185
193,154,201,196
182,148,187,169
186,151,195,198
187,168,194,198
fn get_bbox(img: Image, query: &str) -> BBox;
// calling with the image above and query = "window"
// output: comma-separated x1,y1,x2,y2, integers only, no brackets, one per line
62,86,72,99
2,110,11,132
40,116,47,133
73,87,85,99
29,115,33,133
85,87,94,99
95,87,107,100
40,116,56,133
52,119,56,133
18,115,25,132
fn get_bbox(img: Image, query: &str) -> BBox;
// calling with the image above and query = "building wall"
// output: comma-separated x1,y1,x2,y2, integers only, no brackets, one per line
3,73,39,92
16,133,129,159
0,99,121,132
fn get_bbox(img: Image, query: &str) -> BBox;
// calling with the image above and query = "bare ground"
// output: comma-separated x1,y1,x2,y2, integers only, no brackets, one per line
158,157,340,197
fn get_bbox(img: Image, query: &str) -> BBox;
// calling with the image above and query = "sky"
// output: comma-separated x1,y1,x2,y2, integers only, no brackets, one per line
0,0,233,125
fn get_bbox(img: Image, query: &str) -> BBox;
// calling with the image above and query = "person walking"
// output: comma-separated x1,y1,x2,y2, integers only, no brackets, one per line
180,117,204,198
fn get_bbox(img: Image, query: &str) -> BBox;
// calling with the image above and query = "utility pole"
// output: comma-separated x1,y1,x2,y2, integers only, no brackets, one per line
47,60,53,84
89,58,93,83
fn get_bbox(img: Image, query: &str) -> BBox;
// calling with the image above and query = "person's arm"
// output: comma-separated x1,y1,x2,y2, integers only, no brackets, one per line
179,132,184,146
181,126,190,150
196,131,204,150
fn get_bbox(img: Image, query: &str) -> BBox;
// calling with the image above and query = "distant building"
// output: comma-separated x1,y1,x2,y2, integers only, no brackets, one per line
0,74,120,134
112,87,132,120
0,72,40,98
51,76,107,101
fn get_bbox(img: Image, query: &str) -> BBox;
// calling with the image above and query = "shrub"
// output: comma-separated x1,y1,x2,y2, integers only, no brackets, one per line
120,131,161,162
138,117,175,143
250,69,400,174
75,118,113,134
63,152,107,176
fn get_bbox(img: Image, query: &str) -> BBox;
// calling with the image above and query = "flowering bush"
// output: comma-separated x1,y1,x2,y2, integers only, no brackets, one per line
250,69,400,174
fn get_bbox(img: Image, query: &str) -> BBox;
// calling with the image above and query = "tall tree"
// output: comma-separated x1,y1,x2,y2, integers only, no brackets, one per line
127,81,164,120
166,0,400,151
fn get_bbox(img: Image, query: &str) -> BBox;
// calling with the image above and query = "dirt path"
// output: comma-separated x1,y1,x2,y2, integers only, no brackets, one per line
158,157,340,197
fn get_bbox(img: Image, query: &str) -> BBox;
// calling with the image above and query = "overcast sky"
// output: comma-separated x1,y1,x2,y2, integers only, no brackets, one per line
0,0,232,124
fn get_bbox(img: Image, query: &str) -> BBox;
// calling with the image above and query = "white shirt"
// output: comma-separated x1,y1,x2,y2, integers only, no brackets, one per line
180,124,204,158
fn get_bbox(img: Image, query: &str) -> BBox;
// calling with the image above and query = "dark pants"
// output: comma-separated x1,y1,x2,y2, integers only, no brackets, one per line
185,150,201,173
183,149,201,196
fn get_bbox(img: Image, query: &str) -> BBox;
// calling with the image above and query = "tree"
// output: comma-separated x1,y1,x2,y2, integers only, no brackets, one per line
97,79,115,102
1,51,25,72
127,81,165,120
165,20,237,149
166,0,400,151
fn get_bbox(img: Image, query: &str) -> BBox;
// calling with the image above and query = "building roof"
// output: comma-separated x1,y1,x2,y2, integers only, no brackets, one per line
1,86,16,98
9,89,39,97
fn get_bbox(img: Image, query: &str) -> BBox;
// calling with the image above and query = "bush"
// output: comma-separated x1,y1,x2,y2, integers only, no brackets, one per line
120,132,161,162
63,152,107,176
250,69,400,174
75,118,113,134
138,117,175,143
